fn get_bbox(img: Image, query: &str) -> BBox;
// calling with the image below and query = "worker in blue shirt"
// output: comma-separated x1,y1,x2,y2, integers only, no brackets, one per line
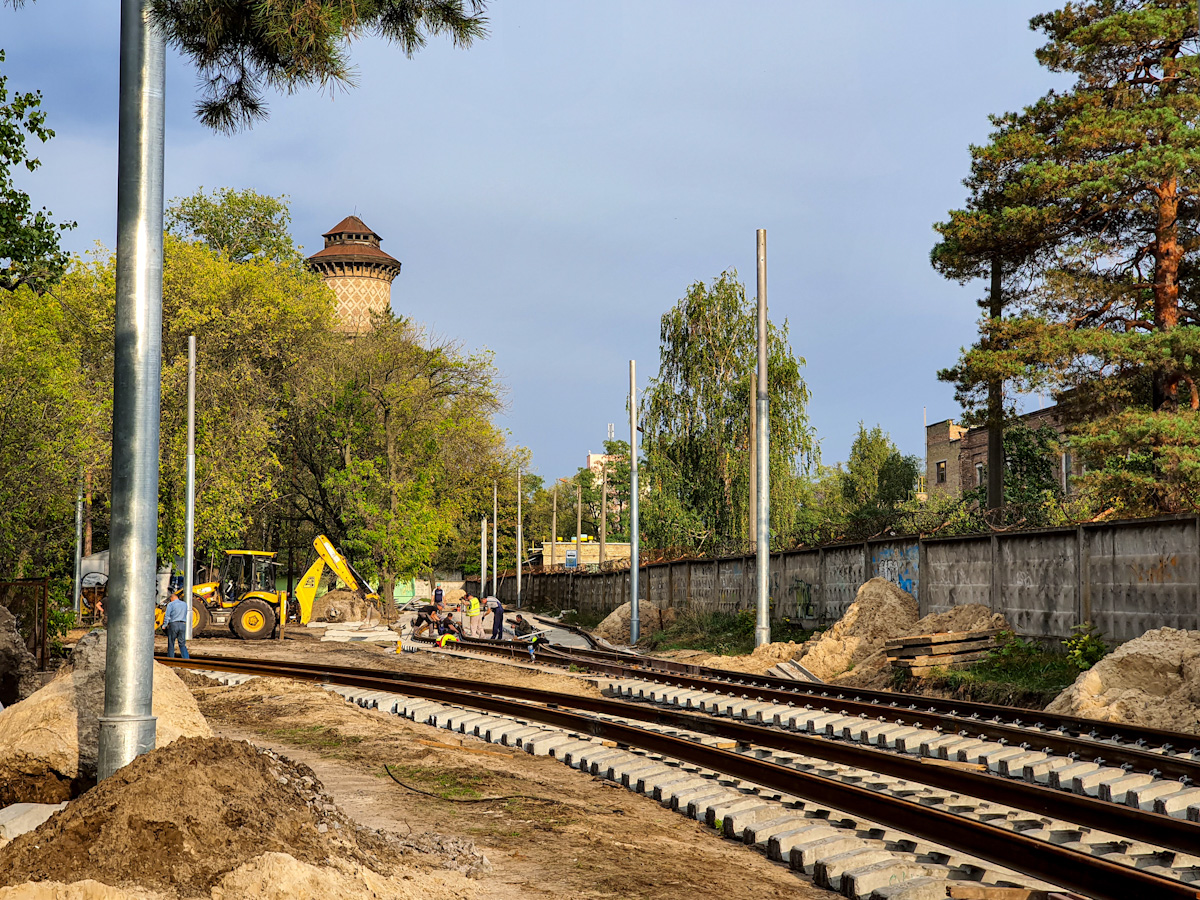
162,592,191,659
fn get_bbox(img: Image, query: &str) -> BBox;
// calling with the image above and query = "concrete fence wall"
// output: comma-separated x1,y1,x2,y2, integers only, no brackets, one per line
477,514,1200,641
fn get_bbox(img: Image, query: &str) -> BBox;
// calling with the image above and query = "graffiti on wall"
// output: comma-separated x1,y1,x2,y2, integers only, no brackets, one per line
872,544,919,597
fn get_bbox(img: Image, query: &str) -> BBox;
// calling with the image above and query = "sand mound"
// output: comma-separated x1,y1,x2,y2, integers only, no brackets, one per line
690,640,807,676
794,578,918,681
0,605,39,707
594,600,675,645
311,589,381,625
1046,627,1200,733
212,851,477,900
0,737,482,897
0,882,163,899
0,630,210,804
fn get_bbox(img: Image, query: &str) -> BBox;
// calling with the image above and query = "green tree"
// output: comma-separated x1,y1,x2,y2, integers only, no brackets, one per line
0,49,74,293
166,187,297,262
840,423,920,516
934,1,1200,514
640,271,815,554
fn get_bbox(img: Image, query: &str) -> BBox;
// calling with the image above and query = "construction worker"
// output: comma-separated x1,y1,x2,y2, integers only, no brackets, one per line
464,591,484,639
484,595,504,640
411,603,440,638
433,583,444,607
512,613,539,660
162,591,191,659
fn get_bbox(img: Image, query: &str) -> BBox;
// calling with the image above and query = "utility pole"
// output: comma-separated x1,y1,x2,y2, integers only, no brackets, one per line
184,335,196,641
629,360,640,644
748,371,757,545
480,518,487,596
551,483,558,568
492,480,498,596
599,463,607,566
73,474,84,616
754,229,770,649
575,481,582,572
516,467,523,608
987,257,1004,520
97,0,166,782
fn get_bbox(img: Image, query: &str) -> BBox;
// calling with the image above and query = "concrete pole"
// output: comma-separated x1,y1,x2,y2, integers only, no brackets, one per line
748,371,757,546
575,482,582,570
72,474,84,617
98,0,165,781
516,468,522,608
599,464,607,566
492,480,498,596
754,229,771,648
184,335,196,641
551,483,558,568
630,359,640,644
480,517,487,597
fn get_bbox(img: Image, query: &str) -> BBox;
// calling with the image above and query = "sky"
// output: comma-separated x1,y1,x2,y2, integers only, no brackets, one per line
4,1,1070,483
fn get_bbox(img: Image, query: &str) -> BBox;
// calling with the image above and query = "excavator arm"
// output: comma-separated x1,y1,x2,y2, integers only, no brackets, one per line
292,534,381,624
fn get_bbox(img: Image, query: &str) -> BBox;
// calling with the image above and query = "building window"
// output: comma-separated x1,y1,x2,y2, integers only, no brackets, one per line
975,462,984,486
936,461,947,484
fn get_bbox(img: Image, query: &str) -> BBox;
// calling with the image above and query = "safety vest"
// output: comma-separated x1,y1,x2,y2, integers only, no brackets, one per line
467,596,481,616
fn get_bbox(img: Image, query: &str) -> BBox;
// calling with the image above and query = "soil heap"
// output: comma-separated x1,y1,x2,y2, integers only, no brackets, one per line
0,737,482,899
685,639,810,676
594,600,676,645
311,589,381,625
792,577,919,681
0,604,39,706
0,630,211,804
1047,627,1200,733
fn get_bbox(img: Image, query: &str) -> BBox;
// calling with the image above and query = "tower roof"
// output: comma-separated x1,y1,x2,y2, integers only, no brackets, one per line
322,215,379,240
307,214,401,269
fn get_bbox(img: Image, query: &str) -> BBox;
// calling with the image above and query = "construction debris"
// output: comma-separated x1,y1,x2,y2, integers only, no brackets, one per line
792,578,919,681
310,589,381,626
593,600,675,645
885,629,1000,678
1046,626,1200,733
0,630,210,804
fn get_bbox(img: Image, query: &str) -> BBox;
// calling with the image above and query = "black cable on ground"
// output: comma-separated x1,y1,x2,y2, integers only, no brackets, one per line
383,764,563,805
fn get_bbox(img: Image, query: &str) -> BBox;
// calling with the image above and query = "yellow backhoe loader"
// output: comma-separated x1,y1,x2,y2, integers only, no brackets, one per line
155,534,378,640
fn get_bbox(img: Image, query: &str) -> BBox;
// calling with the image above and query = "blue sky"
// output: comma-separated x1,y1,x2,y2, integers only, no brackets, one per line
4,1,1067,482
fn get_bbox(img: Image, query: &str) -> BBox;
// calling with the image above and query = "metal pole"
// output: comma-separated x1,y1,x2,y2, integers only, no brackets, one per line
480,517,487,596
73,474,84,616
748,371,757,546
630,360,640,644
575,482,582,571
754,229,771,648
516,468,522,608
97,0,164,781
184,335,196,641
987,258,1004,518
599,464,607,566
492,480,498,596
551,483,558,568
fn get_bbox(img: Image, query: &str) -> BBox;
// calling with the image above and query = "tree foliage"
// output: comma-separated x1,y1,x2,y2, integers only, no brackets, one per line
934,0,1200,515
640,271,815,554
0,49,74,293
166,187,297,263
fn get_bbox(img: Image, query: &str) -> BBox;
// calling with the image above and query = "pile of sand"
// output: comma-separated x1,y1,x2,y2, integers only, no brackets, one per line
311,589,381,625
0,605,39,706
690,640,809,676
0,630,211,804
828,602,1009,689
792,578,918,681
594,600,676,645
0,737,483,899
1046,627,1200,733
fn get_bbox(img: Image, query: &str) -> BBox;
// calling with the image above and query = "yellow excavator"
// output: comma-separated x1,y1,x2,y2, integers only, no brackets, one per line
157,534,379,640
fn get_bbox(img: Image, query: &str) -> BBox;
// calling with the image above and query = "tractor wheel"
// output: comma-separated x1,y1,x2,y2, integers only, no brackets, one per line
191,600,212,635
231,598,276,640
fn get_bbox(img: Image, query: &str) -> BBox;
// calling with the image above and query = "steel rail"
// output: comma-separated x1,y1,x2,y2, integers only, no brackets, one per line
433,637,1200,780
165,654,1199,900
166,653,1200,860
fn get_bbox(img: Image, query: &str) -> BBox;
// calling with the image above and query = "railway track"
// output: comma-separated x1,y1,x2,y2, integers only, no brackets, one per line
165,651,1200,900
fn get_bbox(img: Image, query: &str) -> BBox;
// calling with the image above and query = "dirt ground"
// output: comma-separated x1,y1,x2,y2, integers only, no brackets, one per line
172,630,834,900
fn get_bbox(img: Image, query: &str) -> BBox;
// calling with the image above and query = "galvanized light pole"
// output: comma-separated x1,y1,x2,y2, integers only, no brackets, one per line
754,230,771,649
551,482,558,568
599,463,607,566
516,467,523,608
183,336,196,641
492,480,498,596
629,360,640,644
72,475,84,617
480,518,487,596
575,482,582,572
97,0,166,781
748,371,757,545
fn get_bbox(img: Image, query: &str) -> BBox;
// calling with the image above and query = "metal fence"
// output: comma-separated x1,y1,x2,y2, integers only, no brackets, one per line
471,513,1200,642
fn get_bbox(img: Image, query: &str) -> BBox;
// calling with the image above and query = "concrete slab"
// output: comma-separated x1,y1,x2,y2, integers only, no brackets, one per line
523,733,578,756
1070,766,1126,796
741,814,811,849
997,750,1049,776
1024,756,1075,783
1094,773,1154,803
814,848,897,891
842,860,938,900
869,876,952,900
720,803,786,840
681,788,739,818
703,796,766,829
788,835,870,875
1156,787,1200,817
0,803,67,840
1125,779,1187,810
1048,761,1103,790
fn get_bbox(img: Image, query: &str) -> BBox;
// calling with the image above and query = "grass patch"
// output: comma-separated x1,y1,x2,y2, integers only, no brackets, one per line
387,764,489,800
559,609,606,629
640,608,817,657
269,724,364,751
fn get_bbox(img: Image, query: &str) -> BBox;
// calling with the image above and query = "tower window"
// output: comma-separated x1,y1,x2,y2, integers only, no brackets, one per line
936,461,947,484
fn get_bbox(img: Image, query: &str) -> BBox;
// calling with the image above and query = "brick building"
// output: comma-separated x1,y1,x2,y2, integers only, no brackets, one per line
925,405,1082,500
307,216,402,333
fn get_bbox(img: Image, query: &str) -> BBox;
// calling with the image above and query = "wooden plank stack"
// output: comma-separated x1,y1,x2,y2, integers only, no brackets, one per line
885,629,999,677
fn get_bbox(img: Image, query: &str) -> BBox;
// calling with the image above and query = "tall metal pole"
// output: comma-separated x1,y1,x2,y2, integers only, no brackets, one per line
748,371,757,546
987,258,1004,519
480,518,487,596
629,360,640,644
183,335,196,641
599,464,607,566
754,229,771,648
516,468,523,608
575,482,582,571
72,474,84,617
98,0,165,781
551,483,558,568
492,480,498,596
